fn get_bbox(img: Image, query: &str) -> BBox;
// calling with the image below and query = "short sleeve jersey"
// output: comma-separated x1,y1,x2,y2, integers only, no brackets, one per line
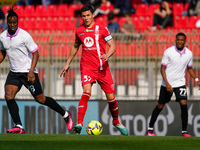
75,23,112,70
161,46,193,88
0,28,38,73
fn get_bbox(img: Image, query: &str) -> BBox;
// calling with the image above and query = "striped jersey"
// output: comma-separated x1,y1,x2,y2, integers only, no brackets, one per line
75,23,112,70
161,45,193,88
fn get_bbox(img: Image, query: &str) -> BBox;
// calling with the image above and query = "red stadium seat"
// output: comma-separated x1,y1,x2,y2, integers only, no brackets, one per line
59,17,79,31
34,5,46,18
44,5,57,18
185,69,200,86
147,43,156,56
188,43,199,56
14,5,24,19
24,18,37,30
132,16,140,30
135,4,149,16
48,17,59,30
64,69,76,85
68,17,77,30
139,17,152,30
23,5,35,18
37,17,49,30
18,18,25,29
95,16,107,26
2,5,11,14
187,16,200,29
56,4,68,17
38,69,45,81
67,4,81,17
173,3,184,16
138,43,145,56
114,69,139,85
174,16,189,29
52,43,69,57
38,44,49,57
59,17,70,30
184,2,189,11
118,16,126,27
115,43,128,56
127,43,137,56
149,3,160,16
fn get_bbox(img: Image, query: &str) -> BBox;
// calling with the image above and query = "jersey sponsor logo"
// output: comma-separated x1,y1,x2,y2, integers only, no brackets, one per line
85,29,94,32
79,33,84,36
84,37,94,47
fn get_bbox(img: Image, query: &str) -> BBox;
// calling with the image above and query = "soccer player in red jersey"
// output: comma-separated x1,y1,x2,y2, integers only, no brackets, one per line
60,4,128,135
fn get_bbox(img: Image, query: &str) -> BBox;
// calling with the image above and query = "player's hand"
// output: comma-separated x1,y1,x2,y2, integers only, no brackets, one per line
28,71,35,84
166,84,173,93
163,1,168,6
60,64,70,77
100,54,108,62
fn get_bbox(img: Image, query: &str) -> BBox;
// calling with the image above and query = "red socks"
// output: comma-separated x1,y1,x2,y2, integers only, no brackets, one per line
77,92,91,126
78,93,119,126
108,97,120,125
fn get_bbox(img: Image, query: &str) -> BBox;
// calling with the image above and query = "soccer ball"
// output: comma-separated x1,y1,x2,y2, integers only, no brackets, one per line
86,120,103,135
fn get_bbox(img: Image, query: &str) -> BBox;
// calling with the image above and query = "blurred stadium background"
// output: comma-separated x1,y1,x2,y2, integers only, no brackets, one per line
0,0,200,101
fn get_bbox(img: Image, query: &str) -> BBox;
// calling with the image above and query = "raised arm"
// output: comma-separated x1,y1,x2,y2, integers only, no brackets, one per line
60,42,81,77
163,1,172,15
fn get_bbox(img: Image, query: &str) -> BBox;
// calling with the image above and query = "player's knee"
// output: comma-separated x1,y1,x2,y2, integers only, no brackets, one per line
5,92,14,100
83,90,91,94
34,94,46,104
180,100,187,105
157,103,164,109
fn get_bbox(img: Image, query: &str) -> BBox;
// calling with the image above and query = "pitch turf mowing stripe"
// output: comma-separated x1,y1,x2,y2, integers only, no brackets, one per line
0,134,200,150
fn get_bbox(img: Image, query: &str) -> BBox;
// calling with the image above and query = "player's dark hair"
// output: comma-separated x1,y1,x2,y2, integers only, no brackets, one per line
7,7,18,20
80,4,95,14
176,32,186,39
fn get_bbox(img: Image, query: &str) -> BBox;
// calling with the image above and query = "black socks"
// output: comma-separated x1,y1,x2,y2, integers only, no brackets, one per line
180,104,188,131
6,99,22,125
149,106,163,128
44,96,65,116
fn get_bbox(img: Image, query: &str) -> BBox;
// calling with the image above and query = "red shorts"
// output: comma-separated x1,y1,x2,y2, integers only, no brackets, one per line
81,68,115,94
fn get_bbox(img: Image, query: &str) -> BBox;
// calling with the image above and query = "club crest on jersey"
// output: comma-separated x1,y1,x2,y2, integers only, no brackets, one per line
84,37,94,47
85,29,94,32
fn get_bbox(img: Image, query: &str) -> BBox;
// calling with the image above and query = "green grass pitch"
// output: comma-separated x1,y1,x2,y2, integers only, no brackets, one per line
0,134,200,150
